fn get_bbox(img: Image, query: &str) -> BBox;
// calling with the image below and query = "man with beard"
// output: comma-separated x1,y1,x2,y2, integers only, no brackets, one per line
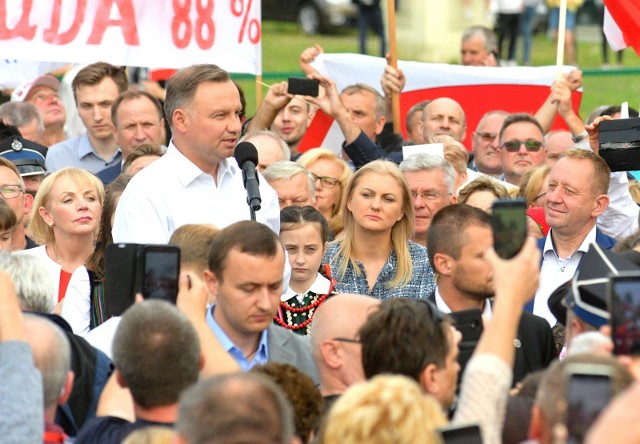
426,204,555,385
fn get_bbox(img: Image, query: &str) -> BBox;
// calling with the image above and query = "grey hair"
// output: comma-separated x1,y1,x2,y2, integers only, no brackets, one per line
342,83,386,119
461,26,498,53
240,129,291,162
399,153,456,195
24,313,71,409
0,252,54,313
263,160,316,196
0,102,45,138
475,110,508,132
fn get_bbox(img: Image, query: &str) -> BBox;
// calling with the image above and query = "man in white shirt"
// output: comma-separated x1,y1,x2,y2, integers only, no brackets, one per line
530,148,614,325
112,64,279,243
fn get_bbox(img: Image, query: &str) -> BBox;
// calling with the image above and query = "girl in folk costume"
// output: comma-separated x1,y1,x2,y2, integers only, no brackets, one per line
275,205,336,335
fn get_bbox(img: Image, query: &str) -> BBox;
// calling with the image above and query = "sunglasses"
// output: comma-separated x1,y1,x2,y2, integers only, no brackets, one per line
502,139,543,152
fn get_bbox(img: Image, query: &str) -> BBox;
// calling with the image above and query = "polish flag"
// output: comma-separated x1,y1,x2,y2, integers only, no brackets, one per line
603,0,640,54
297,54,581,154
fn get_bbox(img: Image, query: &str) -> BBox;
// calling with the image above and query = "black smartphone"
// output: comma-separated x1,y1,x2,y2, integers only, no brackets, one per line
449,309,483,347
491,198,527,259
438,423,482,444
565,364,614,444
287,77,319,97
104,243,140,318
608,271,640,355
139,245,180,304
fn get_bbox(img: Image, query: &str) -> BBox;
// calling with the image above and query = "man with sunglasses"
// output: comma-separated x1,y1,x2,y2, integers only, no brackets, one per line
262,161,315,210
470,110,508,176
499,113,547,186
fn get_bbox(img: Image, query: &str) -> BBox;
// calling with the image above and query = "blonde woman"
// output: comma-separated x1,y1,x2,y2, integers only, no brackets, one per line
297,148,352,237
323,160,435,300
23,168,104,335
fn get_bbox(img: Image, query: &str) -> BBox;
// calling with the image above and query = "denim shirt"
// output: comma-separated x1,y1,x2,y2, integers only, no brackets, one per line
323,240,435,300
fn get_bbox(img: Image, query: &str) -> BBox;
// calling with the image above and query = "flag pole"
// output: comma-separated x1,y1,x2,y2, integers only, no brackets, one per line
386,0,401,134
555,0,567,80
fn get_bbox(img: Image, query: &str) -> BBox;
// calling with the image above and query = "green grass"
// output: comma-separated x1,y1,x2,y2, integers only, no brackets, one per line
233,21,640,121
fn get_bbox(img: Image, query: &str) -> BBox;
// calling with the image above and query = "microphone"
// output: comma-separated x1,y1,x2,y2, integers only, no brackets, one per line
234,142,262,213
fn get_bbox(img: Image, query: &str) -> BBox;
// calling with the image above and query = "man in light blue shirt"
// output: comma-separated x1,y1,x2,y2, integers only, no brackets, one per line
204,221,318,382
46,63,128,174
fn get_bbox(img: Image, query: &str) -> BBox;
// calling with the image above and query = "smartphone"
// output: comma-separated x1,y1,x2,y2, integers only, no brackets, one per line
449,309,483,347
491,198,527,259
449,309,483,385
438,423,482,444
104,243,140,318
287,77,319,97
139,245,180,303
608,271,640,355
565,364,614,444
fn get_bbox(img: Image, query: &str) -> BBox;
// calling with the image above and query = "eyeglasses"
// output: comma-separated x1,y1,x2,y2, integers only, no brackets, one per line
311,173,340,188
410,190,449,201
332,337,360,344
534,191,546,201
502,139,543,152
0,185,24,199
476,131,497,142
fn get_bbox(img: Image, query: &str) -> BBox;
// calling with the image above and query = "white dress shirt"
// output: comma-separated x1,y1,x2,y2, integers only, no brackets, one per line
534,225,598,326
112,142,280,243
434,287,493,318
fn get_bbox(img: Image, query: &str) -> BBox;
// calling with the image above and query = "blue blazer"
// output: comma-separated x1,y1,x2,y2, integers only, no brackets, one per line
525,228,616,314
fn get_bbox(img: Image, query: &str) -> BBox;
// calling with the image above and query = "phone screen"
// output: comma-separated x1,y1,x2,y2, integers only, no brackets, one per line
566,373,612,444
491,199,527,259
143,249,180,303
439,424,482,444
610,276,640,355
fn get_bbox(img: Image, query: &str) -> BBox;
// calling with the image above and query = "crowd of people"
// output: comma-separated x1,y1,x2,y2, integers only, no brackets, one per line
1,20,640,444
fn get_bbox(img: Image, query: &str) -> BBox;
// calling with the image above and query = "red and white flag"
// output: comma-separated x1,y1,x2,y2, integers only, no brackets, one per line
298,54,581,154
603,0,640,54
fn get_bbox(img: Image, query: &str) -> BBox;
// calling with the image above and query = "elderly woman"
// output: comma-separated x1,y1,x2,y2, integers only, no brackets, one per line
23,167,104,335
297,148,352,237
323,160,435,300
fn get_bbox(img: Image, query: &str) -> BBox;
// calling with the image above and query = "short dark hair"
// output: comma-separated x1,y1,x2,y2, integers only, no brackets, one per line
359,298,451,382
499,113,544,144
208,221,281,279
280,205,330,244
177,372,296,444
0,199,17,232
427,204,491,266
111,90,164,128
251,363,324,443
113,300,200,409
164,64,231,129
72,62,128,103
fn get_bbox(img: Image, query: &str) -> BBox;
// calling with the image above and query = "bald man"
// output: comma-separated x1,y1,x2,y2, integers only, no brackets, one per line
422,98,467,143
309,293,380,411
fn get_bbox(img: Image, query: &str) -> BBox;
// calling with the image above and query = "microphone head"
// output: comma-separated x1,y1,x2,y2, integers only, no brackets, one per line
234,142,259,166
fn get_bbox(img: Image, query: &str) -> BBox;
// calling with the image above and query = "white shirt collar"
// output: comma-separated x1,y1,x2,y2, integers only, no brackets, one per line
282,273,331,302
434,287,493,318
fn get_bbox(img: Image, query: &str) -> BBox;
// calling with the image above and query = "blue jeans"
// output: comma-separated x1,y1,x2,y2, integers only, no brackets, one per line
520,6,538,64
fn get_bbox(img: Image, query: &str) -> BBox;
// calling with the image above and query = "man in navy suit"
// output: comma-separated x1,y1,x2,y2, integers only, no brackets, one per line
532,148,615,325
427,204,556,385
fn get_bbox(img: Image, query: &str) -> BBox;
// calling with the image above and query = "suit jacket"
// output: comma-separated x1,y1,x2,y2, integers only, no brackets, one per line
427,293,556,386
267,324,319,384
95,163,121,185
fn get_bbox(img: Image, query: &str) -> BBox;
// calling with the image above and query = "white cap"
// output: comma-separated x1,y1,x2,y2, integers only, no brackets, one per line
11,75,60,102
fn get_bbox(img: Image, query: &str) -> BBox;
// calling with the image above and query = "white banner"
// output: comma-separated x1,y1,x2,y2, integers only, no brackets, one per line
0,0,262,74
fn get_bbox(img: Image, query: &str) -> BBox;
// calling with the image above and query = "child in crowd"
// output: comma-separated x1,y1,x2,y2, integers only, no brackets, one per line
0,199,17,251
276,205,336,336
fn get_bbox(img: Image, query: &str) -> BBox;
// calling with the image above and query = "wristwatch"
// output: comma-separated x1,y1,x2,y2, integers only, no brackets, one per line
572,131,588,143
